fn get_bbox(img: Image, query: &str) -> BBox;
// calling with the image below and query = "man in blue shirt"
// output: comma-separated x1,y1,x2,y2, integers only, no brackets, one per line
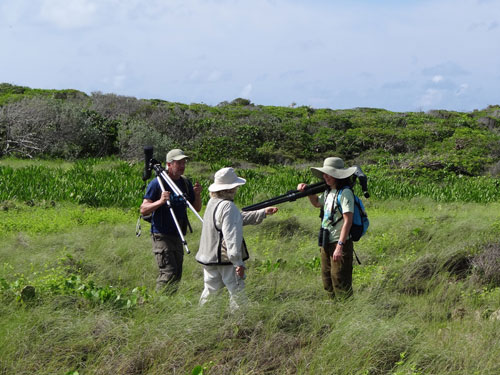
140,149,202,293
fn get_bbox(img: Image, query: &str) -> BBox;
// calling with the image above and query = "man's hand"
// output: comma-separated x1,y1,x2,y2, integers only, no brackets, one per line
193,182,203,211
193,181,202,195
160,191,170,204
235,266,245,278
140,190,171,216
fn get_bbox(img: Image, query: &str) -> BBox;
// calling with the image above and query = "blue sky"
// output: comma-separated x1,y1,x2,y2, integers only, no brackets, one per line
1,0,499,112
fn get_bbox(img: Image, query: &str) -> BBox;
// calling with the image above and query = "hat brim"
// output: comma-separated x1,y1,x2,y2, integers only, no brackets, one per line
311,166,357,180
168,155,188,162
208,178,246,192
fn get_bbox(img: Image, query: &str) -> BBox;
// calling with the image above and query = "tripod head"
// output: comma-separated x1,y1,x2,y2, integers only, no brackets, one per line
142,146,154,181
353,165,370,198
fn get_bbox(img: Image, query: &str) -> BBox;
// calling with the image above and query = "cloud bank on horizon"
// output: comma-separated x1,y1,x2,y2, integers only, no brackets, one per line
1,0,499,112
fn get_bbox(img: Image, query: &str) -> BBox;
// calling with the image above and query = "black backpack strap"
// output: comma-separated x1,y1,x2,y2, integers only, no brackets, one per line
329,189,342,226
213,200,226,232
213,200,226,262
353,249,361,265
319,186,331,221
213,200,249,262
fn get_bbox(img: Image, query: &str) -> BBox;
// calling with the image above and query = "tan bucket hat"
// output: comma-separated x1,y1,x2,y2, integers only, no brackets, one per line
311,157,357,179
209,167,246,192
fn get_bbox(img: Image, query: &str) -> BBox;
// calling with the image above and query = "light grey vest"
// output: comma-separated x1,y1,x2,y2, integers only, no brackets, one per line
195,198,248,266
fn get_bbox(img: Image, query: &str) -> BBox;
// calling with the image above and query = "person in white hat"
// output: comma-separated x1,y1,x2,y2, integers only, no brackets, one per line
297,157,357,299
140,149,202,293
195,167,278,311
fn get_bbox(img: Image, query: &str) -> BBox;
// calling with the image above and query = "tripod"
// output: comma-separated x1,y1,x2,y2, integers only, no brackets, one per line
152,162,203,223
139,146,203,254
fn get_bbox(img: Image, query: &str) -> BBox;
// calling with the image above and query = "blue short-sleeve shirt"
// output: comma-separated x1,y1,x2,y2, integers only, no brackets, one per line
144,176,195,235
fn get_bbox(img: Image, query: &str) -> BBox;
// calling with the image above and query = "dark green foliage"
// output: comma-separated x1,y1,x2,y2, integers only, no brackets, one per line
1,83,500,177
230,97,253,106
81,109,119,156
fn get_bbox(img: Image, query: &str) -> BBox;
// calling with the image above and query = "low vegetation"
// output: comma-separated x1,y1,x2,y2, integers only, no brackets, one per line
1,160,499,374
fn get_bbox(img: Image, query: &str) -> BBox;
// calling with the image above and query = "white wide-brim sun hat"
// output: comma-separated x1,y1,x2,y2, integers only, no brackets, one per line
208,167,246,192
311,157,357,180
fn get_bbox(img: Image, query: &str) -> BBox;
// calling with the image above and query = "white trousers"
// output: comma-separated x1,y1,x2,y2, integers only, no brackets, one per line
199,265,247,311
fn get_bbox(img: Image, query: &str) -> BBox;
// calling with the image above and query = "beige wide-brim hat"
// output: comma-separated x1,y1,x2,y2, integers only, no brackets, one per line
166,149,188,163
209,167,246,192
311,157,357,180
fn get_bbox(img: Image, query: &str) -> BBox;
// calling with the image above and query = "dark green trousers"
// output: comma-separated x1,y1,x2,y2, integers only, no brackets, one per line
151,233,184,293
320,240,354,299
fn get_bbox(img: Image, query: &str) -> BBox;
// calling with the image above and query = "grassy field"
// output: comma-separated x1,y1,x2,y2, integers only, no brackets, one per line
1,160,500,375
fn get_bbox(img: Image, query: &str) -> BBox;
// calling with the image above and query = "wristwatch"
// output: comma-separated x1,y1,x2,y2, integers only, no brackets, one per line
338,240,344,246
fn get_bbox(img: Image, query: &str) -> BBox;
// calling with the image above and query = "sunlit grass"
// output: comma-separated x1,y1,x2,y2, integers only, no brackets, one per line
1,159,500,374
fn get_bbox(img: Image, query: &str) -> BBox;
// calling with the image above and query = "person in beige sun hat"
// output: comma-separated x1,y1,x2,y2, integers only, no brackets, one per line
196,167,278,311
207,166,247,192
298,156,357,299
310,157,358,180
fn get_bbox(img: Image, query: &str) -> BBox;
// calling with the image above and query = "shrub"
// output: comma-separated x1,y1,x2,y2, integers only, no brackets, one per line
471,242,500,287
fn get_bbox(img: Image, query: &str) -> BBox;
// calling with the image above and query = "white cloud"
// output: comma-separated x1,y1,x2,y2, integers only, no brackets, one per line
432,75,444,83
422,62,469,77
207,71,223,82
40,0,97,29
116,62,127,74
188,70,201,82
487,21,499,31
113,75,126,88
0,1,31,25
240,83,252,98
455,83,469,96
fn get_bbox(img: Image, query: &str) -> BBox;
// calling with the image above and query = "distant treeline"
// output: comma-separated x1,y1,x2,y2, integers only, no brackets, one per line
1,83,499,176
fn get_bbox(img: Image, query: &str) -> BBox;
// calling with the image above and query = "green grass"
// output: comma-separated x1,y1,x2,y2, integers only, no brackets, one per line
0,201,137,236
1,195,499,374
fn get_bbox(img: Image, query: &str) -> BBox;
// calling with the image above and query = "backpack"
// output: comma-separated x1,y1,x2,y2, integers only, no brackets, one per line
334,187,369,241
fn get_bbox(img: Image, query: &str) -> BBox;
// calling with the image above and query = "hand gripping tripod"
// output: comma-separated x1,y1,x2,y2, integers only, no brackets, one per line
139,146,203,254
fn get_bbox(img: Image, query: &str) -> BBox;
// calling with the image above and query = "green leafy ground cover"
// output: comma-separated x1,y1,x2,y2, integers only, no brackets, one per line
1,159,499,374
2,159,500,214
